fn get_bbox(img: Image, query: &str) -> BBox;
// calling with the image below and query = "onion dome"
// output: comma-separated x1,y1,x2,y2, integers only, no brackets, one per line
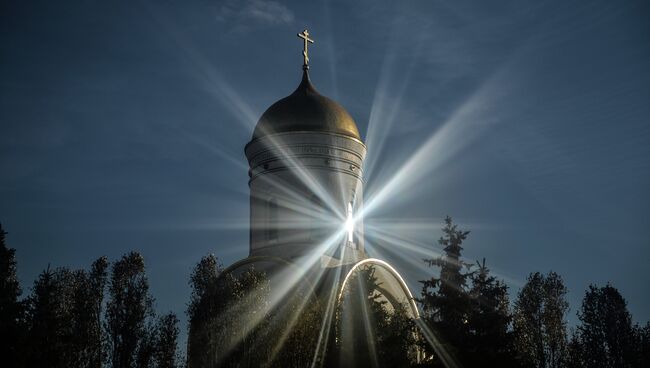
252,70,361,141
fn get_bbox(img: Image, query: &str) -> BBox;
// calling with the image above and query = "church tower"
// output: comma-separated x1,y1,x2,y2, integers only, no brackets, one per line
225,29,418,325
245,32,365,267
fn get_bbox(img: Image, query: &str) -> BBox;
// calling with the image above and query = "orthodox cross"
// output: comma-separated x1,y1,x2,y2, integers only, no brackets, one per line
297,29,314,69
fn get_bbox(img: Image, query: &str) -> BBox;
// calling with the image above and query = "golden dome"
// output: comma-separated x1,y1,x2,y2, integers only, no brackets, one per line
252,71,361,141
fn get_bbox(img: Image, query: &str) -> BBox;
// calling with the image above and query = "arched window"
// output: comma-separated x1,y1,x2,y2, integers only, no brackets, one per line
268,198,278,242
310,195,322,240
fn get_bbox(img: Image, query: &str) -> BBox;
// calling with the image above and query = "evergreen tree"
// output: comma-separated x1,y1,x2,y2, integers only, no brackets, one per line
466,258,514,366
513,271,569,368
105,252,155,368
575,284,636,368
418,216,472,365
0,223,24,367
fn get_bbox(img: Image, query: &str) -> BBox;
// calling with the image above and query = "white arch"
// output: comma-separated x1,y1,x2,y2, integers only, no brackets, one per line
337,258,420,319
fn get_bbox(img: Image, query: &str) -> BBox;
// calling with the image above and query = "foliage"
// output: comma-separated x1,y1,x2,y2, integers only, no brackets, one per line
634,322,650,367
186,254,223,368
155,313,180,368
336,265,417,367
105,251,156,368
512,271,569,368
0,224,180,368
75,256,110,368
465,258,514,366
23,257,108,368
417,217,520,367
2,221,649,368
270,291,324,367
570,284,641,368
0,223,25,367
186,259,324,368
418,216,474,366
25,266,76,367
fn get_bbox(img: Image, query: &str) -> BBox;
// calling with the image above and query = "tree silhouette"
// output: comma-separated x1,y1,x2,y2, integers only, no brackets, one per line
634,322,650,367
573,284,637,368
187,254,223,368
21,256,108,368
513,271,569,368
0,223,25,367
187,256,331,368
155,313,180,368
72,257,109,368
105,252,155,368
466,258,514,366
25,266,77,368
186,261,274,367
418,216,473,365
268,288,324,367
336,265,416,367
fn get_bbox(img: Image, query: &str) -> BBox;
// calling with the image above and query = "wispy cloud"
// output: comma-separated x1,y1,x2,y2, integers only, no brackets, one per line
216,0,294,27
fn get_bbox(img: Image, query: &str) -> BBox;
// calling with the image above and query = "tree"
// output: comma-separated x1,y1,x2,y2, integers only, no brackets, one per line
418,216,473,365
186,259,274,368
23,256,108,368
186,254,223,368
575,284,636,368
187,256,327,368
633,322,650,367
336,265,416,367
105,252,155,368
567,329,584,368
220,267,273,367
155,313,180,368
271,295,324,367
71,256,109,368
25,266,77,368
513,271,569,368
0,223,24,367
466,258,514,366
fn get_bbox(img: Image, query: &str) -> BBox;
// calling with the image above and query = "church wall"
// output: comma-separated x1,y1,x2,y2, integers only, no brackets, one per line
245,132,366,264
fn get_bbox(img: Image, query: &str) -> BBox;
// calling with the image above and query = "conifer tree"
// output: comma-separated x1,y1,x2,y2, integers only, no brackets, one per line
0,223,24,367
419,216,473,364
466,258,514,366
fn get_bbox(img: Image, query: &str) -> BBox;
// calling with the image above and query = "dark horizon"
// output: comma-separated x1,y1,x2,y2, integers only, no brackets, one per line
1,0,649,346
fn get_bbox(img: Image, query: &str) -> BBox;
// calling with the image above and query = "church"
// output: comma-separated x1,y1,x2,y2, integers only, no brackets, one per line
223,29,419,340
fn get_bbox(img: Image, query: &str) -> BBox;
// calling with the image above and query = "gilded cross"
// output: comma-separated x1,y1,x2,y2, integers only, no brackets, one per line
297,29,314,69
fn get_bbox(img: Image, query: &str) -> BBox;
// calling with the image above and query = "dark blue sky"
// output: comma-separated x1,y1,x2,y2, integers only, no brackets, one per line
2,0,649,341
